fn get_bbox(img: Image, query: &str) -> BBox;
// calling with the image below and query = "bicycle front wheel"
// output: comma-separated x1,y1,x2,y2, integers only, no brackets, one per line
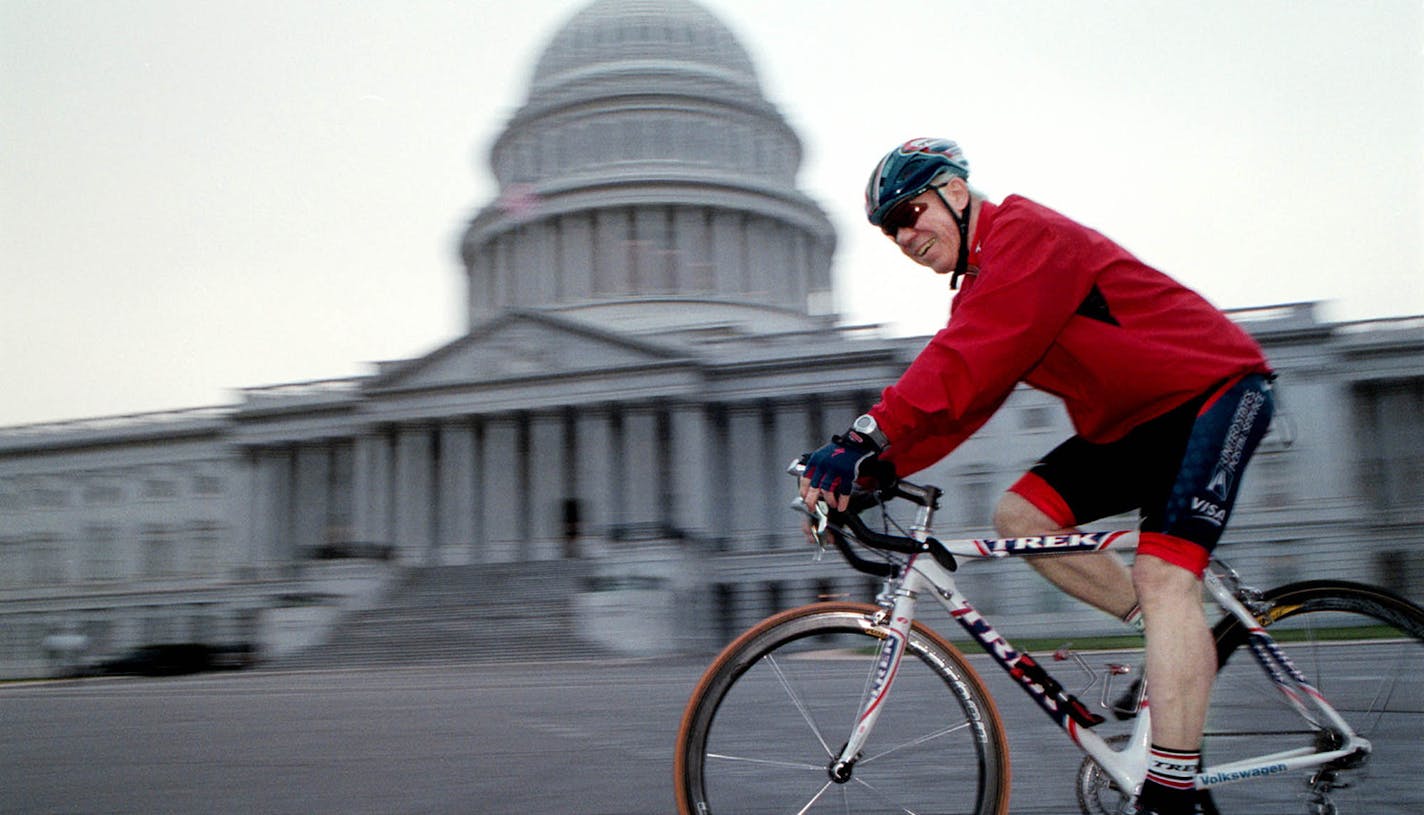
675,602,1010,815
1206,580,1424,815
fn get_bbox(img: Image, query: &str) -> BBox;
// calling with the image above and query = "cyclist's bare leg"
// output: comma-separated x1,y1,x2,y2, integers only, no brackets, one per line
993,492,1137,619
1133,554,1212,749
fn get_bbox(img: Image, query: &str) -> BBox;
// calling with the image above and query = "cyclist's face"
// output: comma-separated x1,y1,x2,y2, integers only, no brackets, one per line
883,180,967,276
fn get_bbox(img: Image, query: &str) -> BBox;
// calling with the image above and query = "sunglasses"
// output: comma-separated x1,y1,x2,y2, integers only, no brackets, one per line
880,200,930,236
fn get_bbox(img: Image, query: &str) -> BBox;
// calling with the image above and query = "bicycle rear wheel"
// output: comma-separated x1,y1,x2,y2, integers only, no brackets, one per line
675,602,1010,815
1206,580,1424,815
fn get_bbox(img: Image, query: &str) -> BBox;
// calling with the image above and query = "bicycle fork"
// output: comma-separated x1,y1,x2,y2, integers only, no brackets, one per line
831,575,921,781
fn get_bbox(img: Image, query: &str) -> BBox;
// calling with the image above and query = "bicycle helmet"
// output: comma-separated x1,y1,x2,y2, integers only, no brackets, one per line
864,138,970,227
865,138,974,288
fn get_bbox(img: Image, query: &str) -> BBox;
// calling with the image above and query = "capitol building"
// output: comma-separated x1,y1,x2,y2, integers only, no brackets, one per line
2,0,1421,679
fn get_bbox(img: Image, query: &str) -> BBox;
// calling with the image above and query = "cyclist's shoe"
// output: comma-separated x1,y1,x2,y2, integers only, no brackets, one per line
1134,799,1208,815
1139,753,1208,814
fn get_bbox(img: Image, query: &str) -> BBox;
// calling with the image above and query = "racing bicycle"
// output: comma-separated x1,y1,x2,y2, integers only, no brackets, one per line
674,465,1424,814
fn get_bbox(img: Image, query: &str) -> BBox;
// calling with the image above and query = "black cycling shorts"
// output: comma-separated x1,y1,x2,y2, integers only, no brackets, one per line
1010,374,1275,573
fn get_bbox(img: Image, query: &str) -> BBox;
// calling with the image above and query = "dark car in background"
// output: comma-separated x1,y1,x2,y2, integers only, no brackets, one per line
92,643,256,677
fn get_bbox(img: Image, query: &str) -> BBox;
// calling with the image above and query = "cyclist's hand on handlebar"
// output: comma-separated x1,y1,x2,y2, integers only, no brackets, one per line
798,508,824,547
799,428,889,513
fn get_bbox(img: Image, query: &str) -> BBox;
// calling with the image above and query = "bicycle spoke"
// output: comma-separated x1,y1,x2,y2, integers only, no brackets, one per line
1359,646,1412,733
850,772,956,815
859,720,975,766
791,781,835,815
677,605,1007,815
850,775,918,815
705,752,823,772
766,653,835,759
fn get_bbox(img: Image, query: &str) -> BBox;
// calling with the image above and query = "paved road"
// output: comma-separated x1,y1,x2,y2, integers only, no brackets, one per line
1,653,1092,815
2,644,1413,814
4,659,689,815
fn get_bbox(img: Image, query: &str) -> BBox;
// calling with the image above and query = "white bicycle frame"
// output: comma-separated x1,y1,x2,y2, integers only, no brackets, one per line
816,505,1373,799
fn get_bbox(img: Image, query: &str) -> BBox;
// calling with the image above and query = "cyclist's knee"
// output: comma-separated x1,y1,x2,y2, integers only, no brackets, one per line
1135,531,1210,583
1132,551,1201,604
992,491,1060,538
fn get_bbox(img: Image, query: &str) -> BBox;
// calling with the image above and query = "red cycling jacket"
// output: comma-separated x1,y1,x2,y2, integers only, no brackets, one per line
870,195,1272,477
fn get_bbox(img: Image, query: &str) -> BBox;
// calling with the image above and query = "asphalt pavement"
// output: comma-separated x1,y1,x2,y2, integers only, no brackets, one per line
2,652,1098,814
4,644,1408,814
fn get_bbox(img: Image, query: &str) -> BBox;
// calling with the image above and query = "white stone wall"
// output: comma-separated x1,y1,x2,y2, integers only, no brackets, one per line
2,309,1422,675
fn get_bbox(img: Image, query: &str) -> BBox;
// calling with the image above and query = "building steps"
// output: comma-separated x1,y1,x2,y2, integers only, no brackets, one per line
269,560,614,669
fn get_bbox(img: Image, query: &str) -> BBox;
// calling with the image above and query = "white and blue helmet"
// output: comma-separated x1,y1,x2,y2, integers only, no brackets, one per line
865,138,971,227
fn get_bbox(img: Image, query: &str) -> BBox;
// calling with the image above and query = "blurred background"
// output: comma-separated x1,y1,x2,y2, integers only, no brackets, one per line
0,0,1421,684
4,0,1422,426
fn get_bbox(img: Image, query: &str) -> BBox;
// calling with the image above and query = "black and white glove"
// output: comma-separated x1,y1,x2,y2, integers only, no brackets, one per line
803,415,892,502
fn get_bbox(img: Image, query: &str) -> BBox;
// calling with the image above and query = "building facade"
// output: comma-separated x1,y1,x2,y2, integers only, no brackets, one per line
3,0,1422,678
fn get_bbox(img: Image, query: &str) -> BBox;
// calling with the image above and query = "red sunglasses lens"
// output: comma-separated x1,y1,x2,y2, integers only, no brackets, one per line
882,201,926,235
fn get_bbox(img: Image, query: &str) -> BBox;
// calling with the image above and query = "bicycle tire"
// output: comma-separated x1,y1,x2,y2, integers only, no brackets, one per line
1205,580,1424,815
674,602,1011,815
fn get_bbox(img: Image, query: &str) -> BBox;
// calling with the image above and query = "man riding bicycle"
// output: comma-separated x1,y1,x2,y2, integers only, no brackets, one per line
800,138,1275,815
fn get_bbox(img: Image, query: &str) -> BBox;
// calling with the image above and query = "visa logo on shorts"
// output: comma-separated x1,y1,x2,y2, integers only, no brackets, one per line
1191,496,1226,526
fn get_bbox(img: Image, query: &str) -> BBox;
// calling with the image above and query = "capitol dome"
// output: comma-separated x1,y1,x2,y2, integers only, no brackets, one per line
459,0,836,331
529,0,761,101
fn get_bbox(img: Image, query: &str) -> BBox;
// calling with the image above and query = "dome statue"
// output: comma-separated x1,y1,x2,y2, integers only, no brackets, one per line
459,0,836,332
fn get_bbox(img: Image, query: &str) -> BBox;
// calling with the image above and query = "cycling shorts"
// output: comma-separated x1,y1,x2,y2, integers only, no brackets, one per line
1009,374,1275,575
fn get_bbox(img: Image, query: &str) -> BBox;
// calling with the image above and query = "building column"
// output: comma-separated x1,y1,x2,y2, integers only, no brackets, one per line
479,415,521,563
469,419,486,563
820,395,866,437
669,402,714,544
575,408,616,555
292,443,330,558
672,206,712,294
520,221,559,305
726,403,767,552
528,412,567,561
594,210,633,294
228,448,259,572
769,401,814,549
711,211,745,294
622,405,661,537
351,431,394,552
250,447,289,567
560,213,594,301
745,217,775,296
394,424,435,565
438,420,476,565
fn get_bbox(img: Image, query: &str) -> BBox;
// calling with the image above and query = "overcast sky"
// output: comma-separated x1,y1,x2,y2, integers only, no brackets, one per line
3,0,1421,427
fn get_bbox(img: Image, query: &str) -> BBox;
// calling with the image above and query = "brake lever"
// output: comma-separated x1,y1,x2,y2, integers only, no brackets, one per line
789,498,832,560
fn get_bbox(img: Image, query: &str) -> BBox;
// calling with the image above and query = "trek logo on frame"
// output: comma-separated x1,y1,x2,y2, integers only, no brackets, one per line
973,531,1124,557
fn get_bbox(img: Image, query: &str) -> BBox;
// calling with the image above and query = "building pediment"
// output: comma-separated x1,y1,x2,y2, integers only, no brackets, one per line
367,309,693,394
